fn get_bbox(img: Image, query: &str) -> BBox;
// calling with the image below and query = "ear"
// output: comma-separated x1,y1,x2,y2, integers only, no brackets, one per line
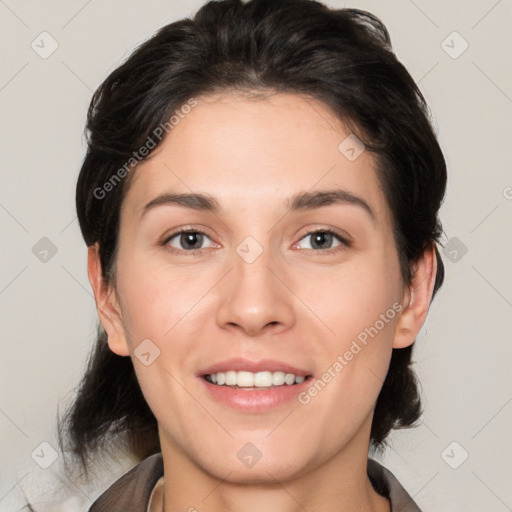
87,243,130,356
393,243,437,349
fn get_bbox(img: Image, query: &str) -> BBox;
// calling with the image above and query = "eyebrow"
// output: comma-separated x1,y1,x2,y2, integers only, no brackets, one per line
142,192,221,217
141,188,375,221
287,189,375,220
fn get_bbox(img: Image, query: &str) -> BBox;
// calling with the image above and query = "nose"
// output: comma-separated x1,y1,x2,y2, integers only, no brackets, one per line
215,244,296,337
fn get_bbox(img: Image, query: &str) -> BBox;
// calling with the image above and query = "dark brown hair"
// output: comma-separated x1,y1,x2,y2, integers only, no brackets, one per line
59,0,446,476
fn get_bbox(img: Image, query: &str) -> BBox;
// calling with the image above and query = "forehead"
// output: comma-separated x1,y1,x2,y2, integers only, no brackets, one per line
124,91,389,221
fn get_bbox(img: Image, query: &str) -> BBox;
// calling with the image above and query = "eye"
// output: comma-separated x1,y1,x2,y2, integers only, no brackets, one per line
163,229,216,253
294,229,350,252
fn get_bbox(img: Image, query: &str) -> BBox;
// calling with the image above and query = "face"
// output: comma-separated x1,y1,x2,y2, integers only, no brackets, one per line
99,92,412,483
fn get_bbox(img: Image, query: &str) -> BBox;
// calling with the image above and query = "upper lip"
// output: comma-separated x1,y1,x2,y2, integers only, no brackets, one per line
198,358,311,377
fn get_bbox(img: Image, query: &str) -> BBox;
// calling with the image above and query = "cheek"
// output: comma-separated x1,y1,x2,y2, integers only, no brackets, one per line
114,261,211,430
296,249,403,409
300,251,402,348
115,255,212,343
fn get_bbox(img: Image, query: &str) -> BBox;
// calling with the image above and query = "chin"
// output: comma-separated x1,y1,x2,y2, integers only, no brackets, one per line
197,446,313,485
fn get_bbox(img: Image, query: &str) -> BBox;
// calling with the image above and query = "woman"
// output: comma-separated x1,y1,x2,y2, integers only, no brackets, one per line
59,0,446,510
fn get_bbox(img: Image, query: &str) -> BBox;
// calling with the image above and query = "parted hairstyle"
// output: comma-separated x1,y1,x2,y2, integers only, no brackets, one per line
58,0,447,475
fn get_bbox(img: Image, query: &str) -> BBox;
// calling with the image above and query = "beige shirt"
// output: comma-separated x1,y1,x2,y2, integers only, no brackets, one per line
89,453,422,512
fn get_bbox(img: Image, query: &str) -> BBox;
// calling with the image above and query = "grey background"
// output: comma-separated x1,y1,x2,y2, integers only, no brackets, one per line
1,0,511,510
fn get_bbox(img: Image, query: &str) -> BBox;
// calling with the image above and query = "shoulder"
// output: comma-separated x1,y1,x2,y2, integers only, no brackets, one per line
368,458,422,511
88,453,163,512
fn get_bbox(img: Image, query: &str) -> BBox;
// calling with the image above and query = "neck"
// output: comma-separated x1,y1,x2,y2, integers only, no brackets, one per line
159,416,390,512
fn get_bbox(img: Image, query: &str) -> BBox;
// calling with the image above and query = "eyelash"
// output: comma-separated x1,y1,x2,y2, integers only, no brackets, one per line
161,228,351,255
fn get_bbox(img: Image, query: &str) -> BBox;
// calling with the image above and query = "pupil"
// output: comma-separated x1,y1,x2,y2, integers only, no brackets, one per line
311,232,332,249
182,232,202,250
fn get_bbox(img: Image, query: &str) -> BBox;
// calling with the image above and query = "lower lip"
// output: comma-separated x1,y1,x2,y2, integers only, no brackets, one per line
199,377,311,412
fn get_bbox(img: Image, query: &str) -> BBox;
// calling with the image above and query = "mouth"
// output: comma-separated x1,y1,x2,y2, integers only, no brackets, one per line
197,358,313,411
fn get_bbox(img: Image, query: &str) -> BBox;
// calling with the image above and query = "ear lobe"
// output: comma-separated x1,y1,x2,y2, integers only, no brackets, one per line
87,244,130,356
393,243,438,349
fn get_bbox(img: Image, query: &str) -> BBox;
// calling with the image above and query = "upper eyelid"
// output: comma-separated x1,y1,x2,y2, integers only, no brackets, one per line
300,228,350,241
162,225,215,242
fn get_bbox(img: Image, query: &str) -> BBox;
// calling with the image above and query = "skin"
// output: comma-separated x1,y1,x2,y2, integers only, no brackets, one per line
88,91,436,512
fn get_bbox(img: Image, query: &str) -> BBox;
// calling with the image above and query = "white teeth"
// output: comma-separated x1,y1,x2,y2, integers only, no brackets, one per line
284,373,295,385
206,370,307,387
225,370,237,386
237,371,254,387
254,371,272,387
272,371,286,385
